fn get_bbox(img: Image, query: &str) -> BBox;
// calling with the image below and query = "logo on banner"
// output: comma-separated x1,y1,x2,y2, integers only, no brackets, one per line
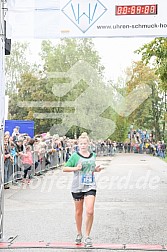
62,0,107,33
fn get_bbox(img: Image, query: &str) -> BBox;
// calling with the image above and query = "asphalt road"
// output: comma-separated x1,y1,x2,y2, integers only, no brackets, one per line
2,153,167,252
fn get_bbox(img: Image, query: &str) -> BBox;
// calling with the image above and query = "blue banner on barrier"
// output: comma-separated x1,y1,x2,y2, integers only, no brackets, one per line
5,120,35,138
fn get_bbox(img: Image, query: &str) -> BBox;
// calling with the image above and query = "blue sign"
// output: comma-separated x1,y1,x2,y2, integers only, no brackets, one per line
5,120,35,138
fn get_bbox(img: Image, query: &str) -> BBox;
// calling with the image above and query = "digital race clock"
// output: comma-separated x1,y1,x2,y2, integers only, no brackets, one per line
115,4,158,15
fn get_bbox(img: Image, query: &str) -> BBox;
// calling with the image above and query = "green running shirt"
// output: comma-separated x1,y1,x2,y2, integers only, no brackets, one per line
65,152,96,193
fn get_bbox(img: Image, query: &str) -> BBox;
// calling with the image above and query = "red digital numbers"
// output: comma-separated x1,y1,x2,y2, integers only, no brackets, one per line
116,5,158,15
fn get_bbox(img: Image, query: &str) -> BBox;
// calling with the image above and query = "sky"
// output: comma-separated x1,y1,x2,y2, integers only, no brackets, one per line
93,37,153,82
27,37,153,83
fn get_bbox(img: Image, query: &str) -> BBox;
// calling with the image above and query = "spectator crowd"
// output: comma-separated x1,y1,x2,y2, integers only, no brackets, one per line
3,126,166,189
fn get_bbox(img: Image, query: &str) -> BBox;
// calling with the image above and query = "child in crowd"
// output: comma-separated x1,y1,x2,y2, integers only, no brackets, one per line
20,145,33,184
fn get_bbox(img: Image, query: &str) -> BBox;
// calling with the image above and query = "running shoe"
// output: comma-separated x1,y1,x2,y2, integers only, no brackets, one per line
75,234,83,245
84,236,93,248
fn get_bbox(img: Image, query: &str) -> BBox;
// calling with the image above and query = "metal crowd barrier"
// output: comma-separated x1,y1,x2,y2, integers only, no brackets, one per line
33,149,66,176
4,158,14,185
95,144,116,156
7,142,163,185
4,143,129,185
4,149,67,185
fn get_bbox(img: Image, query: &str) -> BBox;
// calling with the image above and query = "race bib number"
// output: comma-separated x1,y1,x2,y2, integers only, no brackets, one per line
81,172,94,185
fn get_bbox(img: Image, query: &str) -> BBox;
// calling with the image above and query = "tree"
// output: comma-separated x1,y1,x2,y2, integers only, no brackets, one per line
9,72,61,133
5,41,39,95
136,37,167,91
9,39,108,137
126,61,165,141
39,39,107,137
136,38,167,140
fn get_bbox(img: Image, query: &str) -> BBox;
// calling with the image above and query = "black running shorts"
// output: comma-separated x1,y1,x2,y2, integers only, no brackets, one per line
71,189,96,201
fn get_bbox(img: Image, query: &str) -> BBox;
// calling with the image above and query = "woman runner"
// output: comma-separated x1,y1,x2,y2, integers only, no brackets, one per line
63,132,103,248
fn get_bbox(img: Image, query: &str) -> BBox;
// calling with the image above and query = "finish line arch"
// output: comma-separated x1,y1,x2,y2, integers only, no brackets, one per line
0,0,167,242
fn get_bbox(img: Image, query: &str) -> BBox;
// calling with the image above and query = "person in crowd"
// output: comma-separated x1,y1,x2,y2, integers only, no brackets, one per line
33,138,41,172
4,132,10,146
13,139,24,180
63,132,104,248
44,138,52,167
127,142,131,153
124,142,128,153
65,142,72,162
139,142,143,154
4,142,11,189
10,142,18,183
161,141,166,158
106,139,112,156
4,131,10,139
91,141,96,153
19,145,33,184
73,140,79,153
157,141,162,157
52,138,62,163
15,139,24,153
12,128,19,142
112,141,117,154
37,141,47,174
151,142,157,156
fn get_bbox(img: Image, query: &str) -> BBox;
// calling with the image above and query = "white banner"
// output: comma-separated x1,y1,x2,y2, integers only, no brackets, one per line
6,0,167,38
0,2,5,125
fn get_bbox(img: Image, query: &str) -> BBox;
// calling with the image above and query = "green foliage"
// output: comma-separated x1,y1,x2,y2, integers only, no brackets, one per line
125,61,165,140
8,38,166,141
110,116,128,142
136,37,167,91
8,39,107,136
136,38,167,140
5,41,38,95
